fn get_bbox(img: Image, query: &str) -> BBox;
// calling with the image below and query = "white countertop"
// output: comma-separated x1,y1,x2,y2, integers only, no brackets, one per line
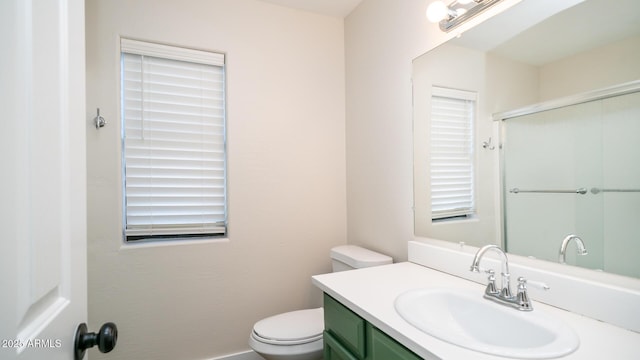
312,262,640,360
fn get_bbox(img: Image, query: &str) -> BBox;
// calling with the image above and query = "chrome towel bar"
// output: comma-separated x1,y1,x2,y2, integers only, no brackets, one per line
509,188,588,195
509,187,640,195
590,188,640,194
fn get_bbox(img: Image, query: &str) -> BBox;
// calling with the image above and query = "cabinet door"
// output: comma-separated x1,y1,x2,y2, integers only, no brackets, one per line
324,331,360,360
324,294,367,358
368,325,422,360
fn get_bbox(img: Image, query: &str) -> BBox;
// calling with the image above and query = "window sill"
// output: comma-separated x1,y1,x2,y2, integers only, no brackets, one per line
432,215,479,225
119,236,229,251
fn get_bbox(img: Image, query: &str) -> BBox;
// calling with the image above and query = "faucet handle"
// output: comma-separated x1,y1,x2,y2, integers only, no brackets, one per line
485,269,499,295
517,277,528,293
470,266,493,274
516,277,533,310
519,277,550,291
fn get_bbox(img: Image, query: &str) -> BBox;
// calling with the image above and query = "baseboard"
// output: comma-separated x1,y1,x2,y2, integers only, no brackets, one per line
209,349,264,360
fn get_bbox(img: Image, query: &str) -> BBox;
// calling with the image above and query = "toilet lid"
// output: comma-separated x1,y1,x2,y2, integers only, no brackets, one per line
253,308,324,345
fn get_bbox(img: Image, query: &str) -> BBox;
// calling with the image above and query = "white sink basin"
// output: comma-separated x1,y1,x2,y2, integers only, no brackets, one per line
395,288,579,359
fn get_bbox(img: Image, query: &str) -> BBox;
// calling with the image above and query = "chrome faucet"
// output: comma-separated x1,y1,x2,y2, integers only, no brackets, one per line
470,245,513,298
470,245,545,311
558,234,588,264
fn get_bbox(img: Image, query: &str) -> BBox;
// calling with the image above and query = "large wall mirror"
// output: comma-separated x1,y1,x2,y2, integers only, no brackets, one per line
413,0,640,278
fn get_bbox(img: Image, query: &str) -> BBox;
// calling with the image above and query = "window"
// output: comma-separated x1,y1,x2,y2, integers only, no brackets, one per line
430,86,476,221
121,39,226,241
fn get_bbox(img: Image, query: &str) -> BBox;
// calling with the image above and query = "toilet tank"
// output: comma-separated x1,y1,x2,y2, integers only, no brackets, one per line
330,245,393,272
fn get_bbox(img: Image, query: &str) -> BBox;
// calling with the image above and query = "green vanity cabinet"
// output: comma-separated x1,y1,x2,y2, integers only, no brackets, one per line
323,293,367,359
324,330,360,360
367,325,422,360
323,293,422,360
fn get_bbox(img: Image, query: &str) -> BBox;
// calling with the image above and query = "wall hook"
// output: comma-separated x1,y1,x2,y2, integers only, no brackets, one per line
482,137,495,150
94,108,106,129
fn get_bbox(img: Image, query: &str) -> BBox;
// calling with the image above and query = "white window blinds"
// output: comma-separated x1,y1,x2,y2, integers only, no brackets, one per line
430,87,476,220
121,39,226,240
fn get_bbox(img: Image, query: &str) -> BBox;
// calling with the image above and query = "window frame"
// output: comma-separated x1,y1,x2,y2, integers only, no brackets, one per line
119,38,228,242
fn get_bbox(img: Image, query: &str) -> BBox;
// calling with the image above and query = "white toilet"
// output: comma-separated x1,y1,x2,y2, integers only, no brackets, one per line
249,245,393,360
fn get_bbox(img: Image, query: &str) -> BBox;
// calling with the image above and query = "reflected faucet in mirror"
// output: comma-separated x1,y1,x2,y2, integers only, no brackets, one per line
559,234,588,264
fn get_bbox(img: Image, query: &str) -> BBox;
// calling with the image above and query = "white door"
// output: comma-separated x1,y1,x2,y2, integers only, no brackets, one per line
1,0,89,359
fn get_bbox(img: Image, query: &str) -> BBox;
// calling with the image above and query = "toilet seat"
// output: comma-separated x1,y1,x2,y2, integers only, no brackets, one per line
252,308,324,346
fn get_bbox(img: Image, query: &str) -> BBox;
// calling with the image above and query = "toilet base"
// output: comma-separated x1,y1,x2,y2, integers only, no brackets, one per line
249,334,323,360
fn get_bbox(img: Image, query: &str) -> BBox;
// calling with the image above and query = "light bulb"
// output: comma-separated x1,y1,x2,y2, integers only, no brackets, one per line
426,1,448,23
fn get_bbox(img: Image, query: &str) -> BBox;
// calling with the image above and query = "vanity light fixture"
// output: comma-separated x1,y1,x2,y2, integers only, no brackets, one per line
426,0,503,32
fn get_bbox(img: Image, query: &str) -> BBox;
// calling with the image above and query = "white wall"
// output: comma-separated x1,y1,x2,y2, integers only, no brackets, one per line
85,1,346,359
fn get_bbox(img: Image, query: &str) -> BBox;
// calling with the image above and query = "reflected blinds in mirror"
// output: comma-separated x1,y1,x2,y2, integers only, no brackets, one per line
430,87,476,220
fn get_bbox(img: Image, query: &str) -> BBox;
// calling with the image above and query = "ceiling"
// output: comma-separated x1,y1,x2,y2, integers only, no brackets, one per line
257,0,364,17
453,0,640,67
491,0,640,66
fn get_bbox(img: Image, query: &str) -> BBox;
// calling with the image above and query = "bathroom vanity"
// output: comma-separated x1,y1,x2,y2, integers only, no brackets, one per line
312,260,640,359
323,293,420,360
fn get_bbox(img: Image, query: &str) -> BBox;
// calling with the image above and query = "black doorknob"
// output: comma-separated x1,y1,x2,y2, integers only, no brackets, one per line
74,322,118,360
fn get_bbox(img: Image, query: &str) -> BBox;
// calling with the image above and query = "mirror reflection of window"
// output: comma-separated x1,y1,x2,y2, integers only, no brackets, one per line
430,87,477,222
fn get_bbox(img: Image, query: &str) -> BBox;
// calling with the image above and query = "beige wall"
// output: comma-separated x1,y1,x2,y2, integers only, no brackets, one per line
85,0,346,359
343,0,437,261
